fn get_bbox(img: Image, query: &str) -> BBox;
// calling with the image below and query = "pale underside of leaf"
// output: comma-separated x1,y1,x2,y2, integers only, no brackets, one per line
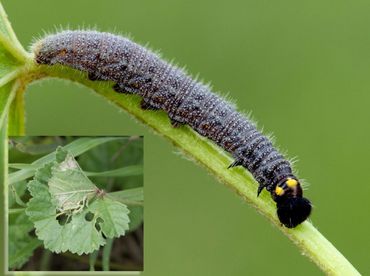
49,153,97,212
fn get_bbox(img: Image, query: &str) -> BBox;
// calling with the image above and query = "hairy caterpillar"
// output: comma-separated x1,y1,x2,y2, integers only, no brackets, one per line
33,31,312,228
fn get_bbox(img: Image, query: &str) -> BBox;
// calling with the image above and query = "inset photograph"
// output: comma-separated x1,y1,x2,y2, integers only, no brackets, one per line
7,136,143,271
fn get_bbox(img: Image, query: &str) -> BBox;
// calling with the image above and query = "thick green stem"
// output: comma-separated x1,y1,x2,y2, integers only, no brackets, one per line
102,238,114,271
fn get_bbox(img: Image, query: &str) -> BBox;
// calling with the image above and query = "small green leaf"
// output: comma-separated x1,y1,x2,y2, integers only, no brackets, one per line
26,148,130,255
89,196,130,238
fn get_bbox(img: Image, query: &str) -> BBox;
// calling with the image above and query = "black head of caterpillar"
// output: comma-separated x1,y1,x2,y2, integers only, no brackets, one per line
273,177,312,228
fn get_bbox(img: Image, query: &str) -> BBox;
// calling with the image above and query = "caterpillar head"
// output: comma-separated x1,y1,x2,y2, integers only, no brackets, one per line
276,197,312,228
274,178,312,228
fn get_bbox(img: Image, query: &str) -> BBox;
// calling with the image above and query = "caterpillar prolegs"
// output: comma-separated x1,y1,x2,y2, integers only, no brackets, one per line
33,31,312,228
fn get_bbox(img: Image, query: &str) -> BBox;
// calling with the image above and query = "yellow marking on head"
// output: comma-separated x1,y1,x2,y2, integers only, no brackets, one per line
275,186,284,196
286,178,298,188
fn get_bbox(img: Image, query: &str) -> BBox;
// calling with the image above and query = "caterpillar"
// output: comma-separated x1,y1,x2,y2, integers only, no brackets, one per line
33,30,312,228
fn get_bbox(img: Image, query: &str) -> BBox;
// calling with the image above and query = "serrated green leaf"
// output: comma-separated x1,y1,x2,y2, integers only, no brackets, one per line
26,148,131,255
89,196,130,238
36,207,106,255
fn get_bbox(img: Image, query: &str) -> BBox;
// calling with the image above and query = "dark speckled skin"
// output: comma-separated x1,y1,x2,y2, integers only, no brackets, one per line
34,30,311,227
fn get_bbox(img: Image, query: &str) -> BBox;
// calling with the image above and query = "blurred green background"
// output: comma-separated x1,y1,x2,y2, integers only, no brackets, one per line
3,0,370,274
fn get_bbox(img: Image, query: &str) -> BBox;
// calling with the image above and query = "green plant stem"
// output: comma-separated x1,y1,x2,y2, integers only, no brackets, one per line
40,250,52,271
102,238,114,271
8,208,26,214
89,250,99,271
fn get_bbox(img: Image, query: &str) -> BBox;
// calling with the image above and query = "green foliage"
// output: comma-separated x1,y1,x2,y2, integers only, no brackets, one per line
8,212,42,269
26,147,130,255
8,137,143,269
